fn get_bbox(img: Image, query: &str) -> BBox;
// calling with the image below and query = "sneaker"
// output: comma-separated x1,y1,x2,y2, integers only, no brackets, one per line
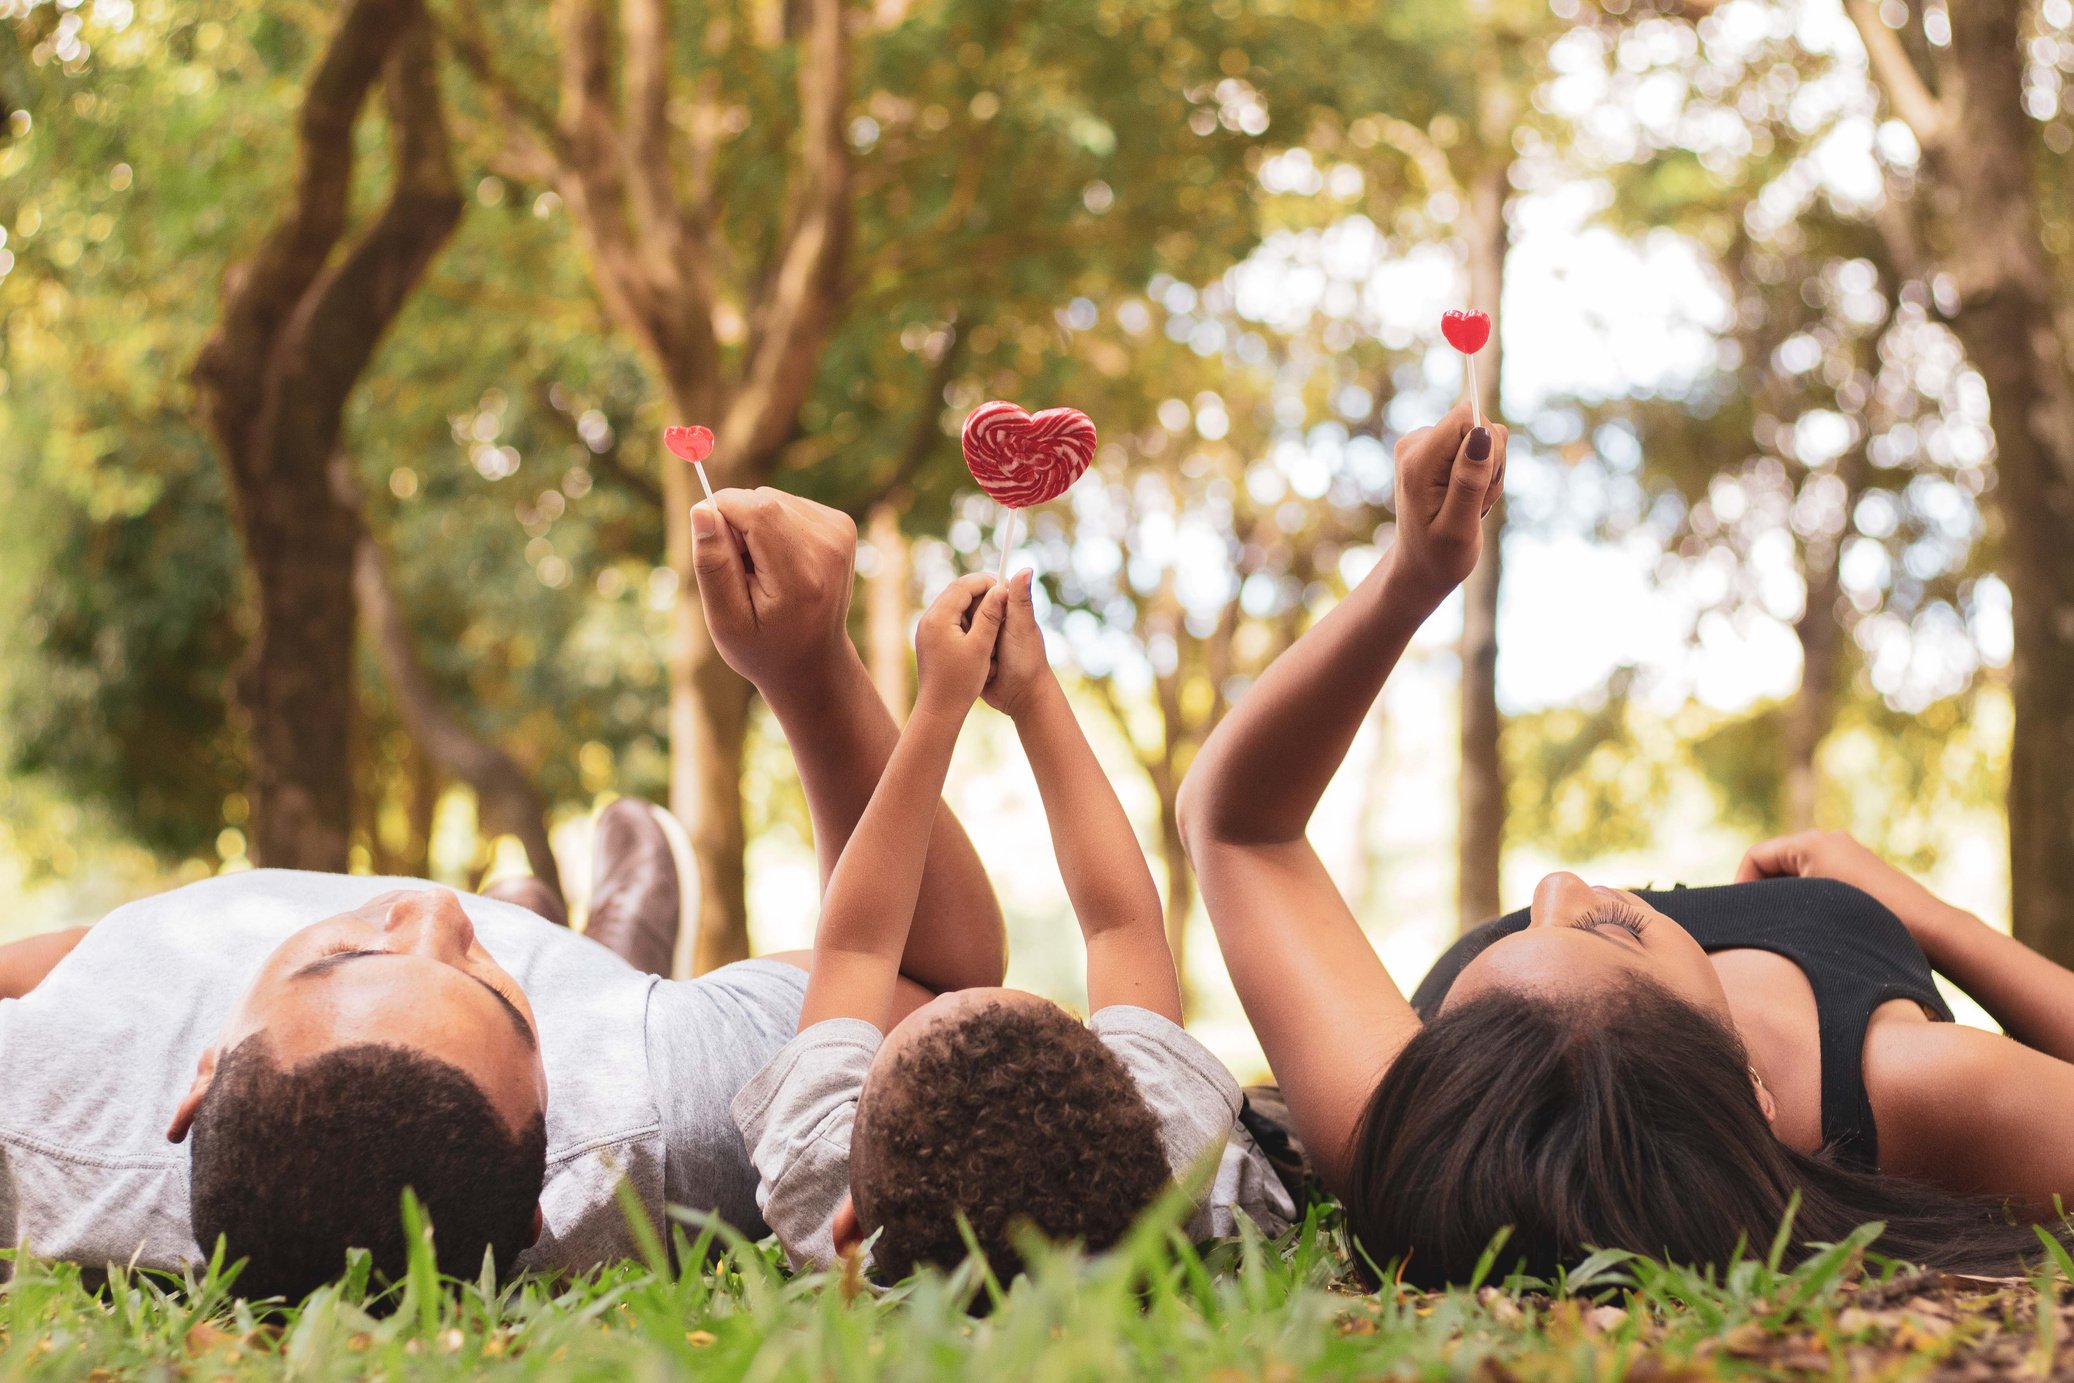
480,875,570,929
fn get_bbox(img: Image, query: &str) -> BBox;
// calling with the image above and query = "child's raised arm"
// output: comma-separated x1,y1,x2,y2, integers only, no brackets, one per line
796,573,1009,1032
984,571,1182,1022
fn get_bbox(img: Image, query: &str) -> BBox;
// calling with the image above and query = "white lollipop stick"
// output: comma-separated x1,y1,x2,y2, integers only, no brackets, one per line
996,506,1018,579
1466,354,1483,430
691,460,717,505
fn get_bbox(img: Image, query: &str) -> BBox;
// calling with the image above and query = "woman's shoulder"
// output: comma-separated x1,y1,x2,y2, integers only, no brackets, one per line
1861,1012,2032,1181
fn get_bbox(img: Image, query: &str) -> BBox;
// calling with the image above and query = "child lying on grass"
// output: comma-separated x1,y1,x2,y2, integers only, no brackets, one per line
732,569,1295,1282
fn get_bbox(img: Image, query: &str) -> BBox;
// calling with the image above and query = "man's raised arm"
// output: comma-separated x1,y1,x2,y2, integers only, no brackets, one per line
690,488,1007,993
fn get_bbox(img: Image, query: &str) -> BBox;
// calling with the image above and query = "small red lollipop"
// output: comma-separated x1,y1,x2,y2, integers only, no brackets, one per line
1442,309,1492,426
1441,309,1490,355
663,424,718,501
664,425,714,463
960,401,1097,575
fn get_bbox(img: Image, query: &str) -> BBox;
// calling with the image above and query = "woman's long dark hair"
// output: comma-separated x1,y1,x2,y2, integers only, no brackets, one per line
1350,976,2060,1287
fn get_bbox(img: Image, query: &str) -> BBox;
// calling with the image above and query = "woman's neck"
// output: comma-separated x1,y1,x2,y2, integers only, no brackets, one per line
1710,948,1826,1153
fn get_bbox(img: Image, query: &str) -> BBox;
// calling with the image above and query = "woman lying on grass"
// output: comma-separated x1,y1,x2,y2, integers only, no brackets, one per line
1180,401,2074,1286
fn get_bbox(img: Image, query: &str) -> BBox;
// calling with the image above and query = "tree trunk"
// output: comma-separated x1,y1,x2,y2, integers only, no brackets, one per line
683,593,755,973
497,0,850,967
865,500,913,719
1342,693,1391,917
1936,3,2074,963
1155,776,1196,1015
191,0,461,870
1848,0,2074,960
1785,441,1869,830
1456,157,1510,931
354,537,560,893
231,479,363,869
1786,551,1843,832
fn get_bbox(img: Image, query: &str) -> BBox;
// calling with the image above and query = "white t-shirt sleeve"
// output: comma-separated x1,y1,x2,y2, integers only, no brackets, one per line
1091,1005,1242,1183
1091,1005,1297,1240
729,1017,882,1271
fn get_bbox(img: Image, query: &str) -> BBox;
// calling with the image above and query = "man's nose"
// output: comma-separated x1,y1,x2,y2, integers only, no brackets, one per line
382,889,477,958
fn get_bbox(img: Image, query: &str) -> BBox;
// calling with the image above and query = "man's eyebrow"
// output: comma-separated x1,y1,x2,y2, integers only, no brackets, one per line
293,951,537,1050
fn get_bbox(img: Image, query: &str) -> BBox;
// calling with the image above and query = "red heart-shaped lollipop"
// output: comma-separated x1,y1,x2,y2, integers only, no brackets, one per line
960,402,1096,509
663,425,715,463
1441,309,1490,355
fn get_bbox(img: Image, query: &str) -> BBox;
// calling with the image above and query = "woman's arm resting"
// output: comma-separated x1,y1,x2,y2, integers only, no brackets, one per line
0,927,90,1000
1740,831,2074,1062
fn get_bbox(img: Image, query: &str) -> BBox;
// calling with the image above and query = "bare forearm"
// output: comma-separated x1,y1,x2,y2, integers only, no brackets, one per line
760,652,1007,990
1923,910,2074,1061
801,707,965,1028
1014,681,1166,942
0,927,89,1000
1183,547,1440,847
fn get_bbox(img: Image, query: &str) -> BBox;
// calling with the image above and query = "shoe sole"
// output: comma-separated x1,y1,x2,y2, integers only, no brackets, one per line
641,801,701,979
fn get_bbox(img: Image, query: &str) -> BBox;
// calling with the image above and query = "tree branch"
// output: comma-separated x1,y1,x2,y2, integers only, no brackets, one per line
620,0,683,252
1368,114,1461,198
194,0,410,481
531,381,667,510
264,5,466,467
720,0,852,469
1843,0,1950,151
355,535,561,891
438,0,573,167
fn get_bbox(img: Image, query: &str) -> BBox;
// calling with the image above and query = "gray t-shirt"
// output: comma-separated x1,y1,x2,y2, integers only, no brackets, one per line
730,1004,1297,1272
0,870,805,1278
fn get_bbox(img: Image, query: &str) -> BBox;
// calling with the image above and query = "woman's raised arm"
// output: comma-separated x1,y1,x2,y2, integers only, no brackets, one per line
1180,404,1505,1188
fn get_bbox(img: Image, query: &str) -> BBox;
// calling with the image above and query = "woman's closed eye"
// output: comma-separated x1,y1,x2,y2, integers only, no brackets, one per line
1569,906,1648,941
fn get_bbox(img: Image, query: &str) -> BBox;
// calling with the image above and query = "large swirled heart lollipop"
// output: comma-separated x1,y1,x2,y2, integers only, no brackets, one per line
961,402,1096,508
961,402,1097,576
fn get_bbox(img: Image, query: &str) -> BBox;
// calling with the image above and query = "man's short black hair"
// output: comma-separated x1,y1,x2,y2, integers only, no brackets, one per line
852,1001,1173,1282
188,1037,547,1303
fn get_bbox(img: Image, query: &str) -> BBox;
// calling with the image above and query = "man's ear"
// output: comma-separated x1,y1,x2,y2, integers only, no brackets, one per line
165,1045,220,1143
831,1195,864,1259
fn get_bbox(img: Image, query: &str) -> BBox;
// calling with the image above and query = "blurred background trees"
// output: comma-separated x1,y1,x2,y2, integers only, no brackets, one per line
1,0,2068,1023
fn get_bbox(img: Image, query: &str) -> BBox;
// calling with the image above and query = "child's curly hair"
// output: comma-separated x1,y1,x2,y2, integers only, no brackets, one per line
851,999,1173,1282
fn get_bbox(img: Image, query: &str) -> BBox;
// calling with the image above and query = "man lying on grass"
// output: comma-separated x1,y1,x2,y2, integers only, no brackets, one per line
0,491,1007,1304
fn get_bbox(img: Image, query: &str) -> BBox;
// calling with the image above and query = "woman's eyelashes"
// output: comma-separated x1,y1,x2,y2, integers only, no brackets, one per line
1568,907,1649,941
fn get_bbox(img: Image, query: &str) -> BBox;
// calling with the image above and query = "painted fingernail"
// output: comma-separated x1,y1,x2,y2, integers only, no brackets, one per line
1467,427,1492,462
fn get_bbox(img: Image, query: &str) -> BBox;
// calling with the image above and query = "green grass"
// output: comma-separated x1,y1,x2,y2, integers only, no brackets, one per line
0,1194,2063,1381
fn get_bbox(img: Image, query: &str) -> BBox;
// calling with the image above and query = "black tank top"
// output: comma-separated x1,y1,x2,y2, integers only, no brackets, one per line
1407,878,1953,1170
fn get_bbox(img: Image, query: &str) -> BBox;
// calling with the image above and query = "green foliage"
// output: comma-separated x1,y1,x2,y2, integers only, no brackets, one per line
0,1,272,861
1507,671,1678,861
